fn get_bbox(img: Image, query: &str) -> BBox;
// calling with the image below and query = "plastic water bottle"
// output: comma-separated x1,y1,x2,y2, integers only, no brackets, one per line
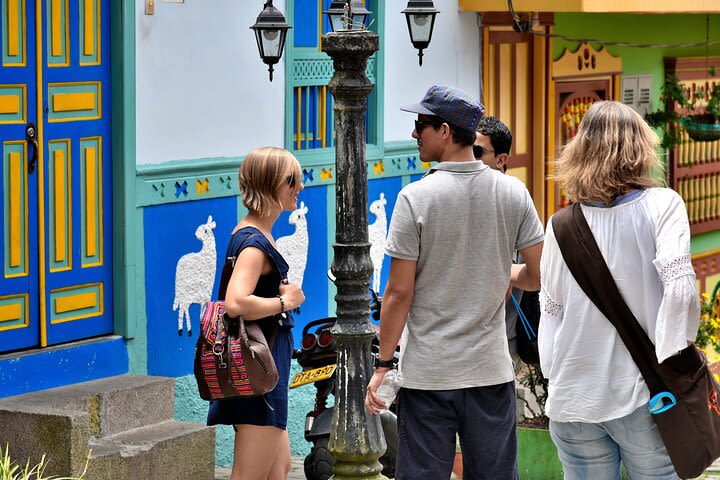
376,370,403,411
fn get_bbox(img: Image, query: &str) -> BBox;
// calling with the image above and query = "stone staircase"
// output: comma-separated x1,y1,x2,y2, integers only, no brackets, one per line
0,374,215,479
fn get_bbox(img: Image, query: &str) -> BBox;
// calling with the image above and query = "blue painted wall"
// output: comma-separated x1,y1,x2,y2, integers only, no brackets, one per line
274,185,330,334
368,176,402,296
0,337,128,398
144,196,237,377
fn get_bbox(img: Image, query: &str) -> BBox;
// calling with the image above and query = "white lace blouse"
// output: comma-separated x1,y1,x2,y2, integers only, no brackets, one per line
539,188,700,423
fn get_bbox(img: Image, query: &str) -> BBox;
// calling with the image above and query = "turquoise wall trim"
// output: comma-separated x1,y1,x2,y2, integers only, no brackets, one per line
111,0,137,340
136,157,244,207
135,143,420,208
236,195,249,226
371,1,385,149
291,49,377,86
127,207,147,374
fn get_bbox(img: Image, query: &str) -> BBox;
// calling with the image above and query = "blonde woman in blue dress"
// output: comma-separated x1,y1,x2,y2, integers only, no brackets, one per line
207,146,306,480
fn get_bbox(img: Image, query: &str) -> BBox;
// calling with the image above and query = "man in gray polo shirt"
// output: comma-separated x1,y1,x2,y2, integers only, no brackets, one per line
365,85,544,479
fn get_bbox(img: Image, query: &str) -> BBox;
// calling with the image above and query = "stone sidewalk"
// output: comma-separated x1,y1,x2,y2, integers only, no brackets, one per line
215,458,305,480
215,458,720,479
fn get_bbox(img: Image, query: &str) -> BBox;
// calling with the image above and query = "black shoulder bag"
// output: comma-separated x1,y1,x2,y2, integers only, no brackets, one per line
552,203,720,479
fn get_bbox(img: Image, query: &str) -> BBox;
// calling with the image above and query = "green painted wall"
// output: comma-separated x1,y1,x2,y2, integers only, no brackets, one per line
554,14,720,101
554,13,720,255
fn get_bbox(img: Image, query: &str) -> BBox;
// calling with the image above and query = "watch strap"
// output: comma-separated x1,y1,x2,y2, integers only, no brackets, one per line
374,355,398,369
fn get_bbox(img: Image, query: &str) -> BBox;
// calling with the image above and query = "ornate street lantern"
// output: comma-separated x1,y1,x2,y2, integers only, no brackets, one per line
324,0,372,32
402,0,439,66
324,0,349,32
250,1,291,81
348,0,372,29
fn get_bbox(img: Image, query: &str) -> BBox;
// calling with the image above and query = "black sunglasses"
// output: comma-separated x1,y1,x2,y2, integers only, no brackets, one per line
472,144,496,159
286,172,297,188
414,119,443,133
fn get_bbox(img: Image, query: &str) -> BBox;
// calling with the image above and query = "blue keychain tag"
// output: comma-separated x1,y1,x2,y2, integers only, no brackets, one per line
648,391,677,414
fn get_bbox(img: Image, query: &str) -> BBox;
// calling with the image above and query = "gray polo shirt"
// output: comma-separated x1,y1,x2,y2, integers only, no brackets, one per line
386,161,544,390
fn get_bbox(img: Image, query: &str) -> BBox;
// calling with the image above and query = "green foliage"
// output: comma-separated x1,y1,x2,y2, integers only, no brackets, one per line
706,84,720,121
645,72,720,151
0,445,89,480
517,363,548,420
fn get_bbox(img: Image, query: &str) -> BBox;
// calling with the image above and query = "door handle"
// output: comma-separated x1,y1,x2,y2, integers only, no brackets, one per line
26,123,38,174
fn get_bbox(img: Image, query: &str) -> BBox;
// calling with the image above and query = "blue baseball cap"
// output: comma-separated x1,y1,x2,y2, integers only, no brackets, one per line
401,85,485,132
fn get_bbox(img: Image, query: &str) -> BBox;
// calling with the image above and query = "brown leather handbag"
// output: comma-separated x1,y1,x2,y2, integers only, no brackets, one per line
553,203,720,479
193,237,279,401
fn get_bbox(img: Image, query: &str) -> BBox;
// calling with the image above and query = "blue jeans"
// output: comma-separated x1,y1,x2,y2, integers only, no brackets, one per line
549,405,679,480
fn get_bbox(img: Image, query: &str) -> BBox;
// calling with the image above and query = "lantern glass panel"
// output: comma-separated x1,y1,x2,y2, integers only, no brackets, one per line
329,14,345,32
409,13,433,43
253,29,265,57
260,28,282,58
351,13,367,28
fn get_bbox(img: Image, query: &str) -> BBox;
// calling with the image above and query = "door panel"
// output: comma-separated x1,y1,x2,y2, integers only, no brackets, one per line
0,0,111,352
0,0,40,352
42,0,112,345
485,30,534,195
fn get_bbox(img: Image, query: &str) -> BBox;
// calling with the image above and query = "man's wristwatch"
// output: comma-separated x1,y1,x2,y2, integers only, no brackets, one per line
373,355,398,369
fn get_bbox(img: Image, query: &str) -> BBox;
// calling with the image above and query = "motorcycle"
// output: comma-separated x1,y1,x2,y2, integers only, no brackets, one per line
291,285,399,480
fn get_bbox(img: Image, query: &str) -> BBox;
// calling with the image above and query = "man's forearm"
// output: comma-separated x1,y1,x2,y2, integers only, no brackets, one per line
378,289,412,361
511,263,541,291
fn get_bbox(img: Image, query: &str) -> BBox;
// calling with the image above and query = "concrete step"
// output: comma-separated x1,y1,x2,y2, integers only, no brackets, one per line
0,374,175,437
88,420,215,480
0,374,209,478
0,408,91,476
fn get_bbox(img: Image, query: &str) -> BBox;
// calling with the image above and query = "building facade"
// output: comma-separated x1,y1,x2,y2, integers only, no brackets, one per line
0,0,719,466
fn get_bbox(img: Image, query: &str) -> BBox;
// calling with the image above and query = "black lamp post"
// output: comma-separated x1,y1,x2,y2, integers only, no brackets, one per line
324,0,372,31
322,28,384,480
402,0,439,66
250,1,291,81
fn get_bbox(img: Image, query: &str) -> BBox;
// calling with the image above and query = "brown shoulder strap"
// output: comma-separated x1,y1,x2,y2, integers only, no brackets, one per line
551,203,666,394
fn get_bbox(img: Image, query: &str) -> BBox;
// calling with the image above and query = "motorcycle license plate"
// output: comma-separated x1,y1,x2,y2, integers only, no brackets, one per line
290,365,337,389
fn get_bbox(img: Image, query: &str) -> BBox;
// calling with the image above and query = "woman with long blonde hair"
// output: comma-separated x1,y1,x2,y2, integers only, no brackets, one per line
207,146,306,480
539,101,699,479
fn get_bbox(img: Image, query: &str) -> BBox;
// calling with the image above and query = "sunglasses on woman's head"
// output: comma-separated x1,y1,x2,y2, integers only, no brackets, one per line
286,172,297,188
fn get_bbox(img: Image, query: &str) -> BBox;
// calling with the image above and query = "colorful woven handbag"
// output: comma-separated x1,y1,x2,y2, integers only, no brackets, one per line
193,234,279,401
194,300,278,400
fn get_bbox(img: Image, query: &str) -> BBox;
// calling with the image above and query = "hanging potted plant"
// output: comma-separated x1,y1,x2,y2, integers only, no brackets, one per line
646,68,720,149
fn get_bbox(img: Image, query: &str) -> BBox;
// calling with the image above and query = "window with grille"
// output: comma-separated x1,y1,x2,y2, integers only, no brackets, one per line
286,0,378,152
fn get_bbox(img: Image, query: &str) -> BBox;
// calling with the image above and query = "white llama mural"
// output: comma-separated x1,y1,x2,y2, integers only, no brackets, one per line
173,215,217,336
276,202,309,288
369,193,388,293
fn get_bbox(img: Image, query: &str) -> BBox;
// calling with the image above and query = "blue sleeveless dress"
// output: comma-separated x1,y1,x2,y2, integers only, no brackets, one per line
206,226,295,429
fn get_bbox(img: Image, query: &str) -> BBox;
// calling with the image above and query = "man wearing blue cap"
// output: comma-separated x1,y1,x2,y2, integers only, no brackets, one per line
365,85,544,479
